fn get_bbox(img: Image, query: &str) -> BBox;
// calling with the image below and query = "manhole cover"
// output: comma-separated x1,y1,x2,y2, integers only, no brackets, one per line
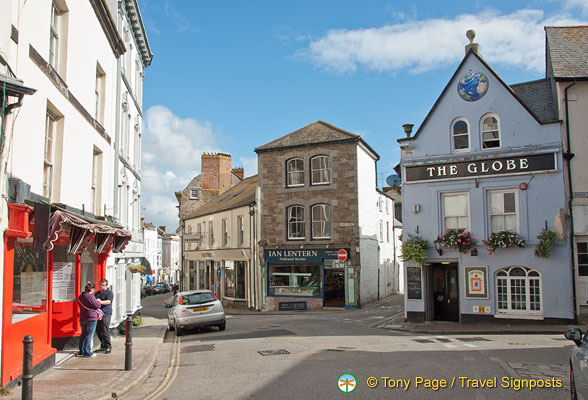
457,337,491,342
258,349,290,356
413,339,434,344
183,344,215,353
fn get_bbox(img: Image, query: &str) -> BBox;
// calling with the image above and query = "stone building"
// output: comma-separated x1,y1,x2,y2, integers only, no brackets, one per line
255,121,397,310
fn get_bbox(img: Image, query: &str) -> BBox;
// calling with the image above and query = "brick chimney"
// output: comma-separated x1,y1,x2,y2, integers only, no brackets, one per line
201,153,232,192
232,167,244,180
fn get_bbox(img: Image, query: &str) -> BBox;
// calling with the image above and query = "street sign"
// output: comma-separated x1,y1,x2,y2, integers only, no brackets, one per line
337,249,348,262
216,268,221,277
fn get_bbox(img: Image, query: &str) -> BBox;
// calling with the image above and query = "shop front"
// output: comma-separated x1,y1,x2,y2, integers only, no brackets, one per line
2,203,131,386
265,248,357,311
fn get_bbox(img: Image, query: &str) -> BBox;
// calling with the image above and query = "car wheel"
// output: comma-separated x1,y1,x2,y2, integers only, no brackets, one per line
175,322,183,336
571,363,577,400
218,322,226,331
168,319,174,331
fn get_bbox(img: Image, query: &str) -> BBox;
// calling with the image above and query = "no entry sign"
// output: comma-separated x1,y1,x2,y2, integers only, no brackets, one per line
337,249,348,262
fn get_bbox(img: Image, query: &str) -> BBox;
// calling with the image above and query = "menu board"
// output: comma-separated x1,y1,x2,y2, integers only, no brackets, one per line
53,262,75,301
407,266,422,300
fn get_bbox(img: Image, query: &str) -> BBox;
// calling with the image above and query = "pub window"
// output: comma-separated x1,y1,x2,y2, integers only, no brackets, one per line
287,205,304,240
286,158,304,187
452,118,469,152
496,266,541,315
311,204,330,239
482,114,501,149
578,242,588,276
311,155,330,185
268,264,321,297
442,192,469,231
488,189,518,233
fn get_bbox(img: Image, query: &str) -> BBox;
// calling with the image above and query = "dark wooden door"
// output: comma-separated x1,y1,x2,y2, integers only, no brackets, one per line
433,264,459,321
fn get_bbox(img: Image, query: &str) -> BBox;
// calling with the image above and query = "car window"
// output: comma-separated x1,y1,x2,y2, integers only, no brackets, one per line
184,293,215,305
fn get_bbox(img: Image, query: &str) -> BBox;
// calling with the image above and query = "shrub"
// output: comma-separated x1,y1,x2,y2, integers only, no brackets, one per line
401,234,428,266
535,229,557,259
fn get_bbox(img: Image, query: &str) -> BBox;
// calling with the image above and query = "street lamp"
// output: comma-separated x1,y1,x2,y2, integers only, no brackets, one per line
433,237,443,256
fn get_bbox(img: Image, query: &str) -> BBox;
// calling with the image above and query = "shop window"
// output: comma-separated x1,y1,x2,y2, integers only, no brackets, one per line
287,205,305,240
452,118,469,152
52,244,76,303
578,242,588,276
488,190,518,233
442,192,469,231
496,266,541,315
311,155,330,185
12,241,48,323
286,158,304,187
482,115,501,149
224,261,246,299
268,264,321,296
311,204,330,239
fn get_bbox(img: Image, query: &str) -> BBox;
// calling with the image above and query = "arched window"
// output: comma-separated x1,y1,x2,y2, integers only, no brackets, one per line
452,119,469,152
482,115,500,149
311,155,330,185
286,158,304,187
287,205,305,239
311,204,331,239
496,266,541,315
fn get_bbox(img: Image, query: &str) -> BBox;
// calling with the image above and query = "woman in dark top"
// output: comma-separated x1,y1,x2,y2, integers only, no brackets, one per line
77,282,101,357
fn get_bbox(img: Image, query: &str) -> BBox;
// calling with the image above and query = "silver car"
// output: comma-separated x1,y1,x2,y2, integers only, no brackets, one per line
565,328,588,399
167,290,226,336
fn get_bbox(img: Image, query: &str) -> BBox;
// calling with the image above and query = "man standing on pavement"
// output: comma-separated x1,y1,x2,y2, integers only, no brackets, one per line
95,279,114,354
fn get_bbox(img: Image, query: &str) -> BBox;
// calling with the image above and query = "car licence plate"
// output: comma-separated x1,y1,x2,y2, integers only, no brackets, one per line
191,307,209,312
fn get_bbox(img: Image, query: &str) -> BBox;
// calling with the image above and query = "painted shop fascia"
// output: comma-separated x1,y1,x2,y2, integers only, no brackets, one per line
399,40,572,325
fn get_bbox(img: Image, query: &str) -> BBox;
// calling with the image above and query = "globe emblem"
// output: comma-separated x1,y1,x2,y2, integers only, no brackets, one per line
457,71,489,102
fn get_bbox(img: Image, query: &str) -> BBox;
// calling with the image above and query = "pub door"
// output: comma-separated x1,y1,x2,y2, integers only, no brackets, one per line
431,263,459,321
324,259,345,307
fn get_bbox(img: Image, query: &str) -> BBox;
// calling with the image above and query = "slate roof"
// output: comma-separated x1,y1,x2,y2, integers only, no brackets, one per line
255,120,379,159
183,175,257,220
545,26,588,78
510,79,559,123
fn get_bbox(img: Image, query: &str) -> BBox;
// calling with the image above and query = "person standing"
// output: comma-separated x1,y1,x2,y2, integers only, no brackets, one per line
77,282,101,357
95,279,114,354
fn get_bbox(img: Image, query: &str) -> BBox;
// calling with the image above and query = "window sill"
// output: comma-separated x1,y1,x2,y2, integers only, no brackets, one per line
286,184,304,188
310,182,330,186
494,312,543,320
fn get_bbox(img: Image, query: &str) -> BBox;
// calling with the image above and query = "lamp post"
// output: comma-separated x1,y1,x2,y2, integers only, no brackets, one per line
433,237,443,256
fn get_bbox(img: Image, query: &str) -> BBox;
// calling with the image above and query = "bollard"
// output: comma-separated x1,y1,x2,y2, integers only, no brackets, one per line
21,335,34,400
124,316,132,371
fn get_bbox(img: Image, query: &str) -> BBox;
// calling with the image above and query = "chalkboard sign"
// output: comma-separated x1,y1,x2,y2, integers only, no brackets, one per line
407,266,422,300
278,301,307,311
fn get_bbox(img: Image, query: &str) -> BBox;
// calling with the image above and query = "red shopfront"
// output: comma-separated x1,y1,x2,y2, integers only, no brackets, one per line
1,203,130,387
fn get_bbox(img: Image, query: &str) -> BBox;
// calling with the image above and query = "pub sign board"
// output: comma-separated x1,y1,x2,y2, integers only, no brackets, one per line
404,153,556,183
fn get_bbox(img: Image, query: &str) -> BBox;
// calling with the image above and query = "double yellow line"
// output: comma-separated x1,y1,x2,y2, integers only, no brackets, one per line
143,334,182,400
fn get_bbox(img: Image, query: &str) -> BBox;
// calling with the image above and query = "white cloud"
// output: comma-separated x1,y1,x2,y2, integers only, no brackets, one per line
239,156,258,177
297,9,584,75
141,105,221,230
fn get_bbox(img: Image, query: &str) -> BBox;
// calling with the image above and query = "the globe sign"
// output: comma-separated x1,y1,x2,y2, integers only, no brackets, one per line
457,71,489,102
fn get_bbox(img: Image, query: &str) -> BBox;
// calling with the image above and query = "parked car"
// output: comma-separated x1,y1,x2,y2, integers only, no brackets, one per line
165,283,173,293
565,328,588,399
153,282,167,294
166,290,226,336
143,285,155,296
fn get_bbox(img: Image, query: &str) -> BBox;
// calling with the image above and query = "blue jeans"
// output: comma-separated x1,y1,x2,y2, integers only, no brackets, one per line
79,320,97,356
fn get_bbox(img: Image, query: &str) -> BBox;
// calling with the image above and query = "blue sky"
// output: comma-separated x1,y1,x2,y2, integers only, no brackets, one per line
137,0,588,231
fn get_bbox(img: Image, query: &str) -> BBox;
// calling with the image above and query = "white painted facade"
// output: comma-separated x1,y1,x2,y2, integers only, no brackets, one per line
143,224,159,283
162,235,180,284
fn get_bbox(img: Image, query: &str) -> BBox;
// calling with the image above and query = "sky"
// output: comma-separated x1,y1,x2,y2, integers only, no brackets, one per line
137,0,588,232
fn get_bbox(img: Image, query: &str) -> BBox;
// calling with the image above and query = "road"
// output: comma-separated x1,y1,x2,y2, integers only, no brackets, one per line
126,293,573,400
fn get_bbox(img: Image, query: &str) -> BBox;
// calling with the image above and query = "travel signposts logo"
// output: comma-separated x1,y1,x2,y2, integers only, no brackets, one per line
338,373,357,393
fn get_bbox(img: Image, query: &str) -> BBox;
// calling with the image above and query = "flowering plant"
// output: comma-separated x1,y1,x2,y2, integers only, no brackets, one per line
438,229,477,253
483,230,525,254
401,234,428,266
128,264,146,274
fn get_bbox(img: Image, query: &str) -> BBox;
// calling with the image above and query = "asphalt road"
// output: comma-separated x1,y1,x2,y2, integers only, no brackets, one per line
128,294,573,400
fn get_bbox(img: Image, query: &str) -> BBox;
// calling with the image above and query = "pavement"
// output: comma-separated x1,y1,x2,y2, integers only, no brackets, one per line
0,293,583,399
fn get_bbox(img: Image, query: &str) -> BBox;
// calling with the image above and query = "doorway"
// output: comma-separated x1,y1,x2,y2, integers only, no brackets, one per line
431,263,459,321
324,260,345,307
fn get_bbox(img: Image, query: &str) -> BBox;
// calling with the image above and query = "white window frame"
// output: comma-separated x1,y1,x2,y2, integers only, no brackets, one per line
208,221,214,246
482,114,501,150
287,205,305,240
451,118,470,152
578,242,588,276
495,266,542,319
310,155,330,185
43,112,57,200
222,219,228,247
441,192,470,232
237,215,244,246
379,220,384,243
311,204,330,239
190,188,199,199
49,1,61,70
286,158,304,187
488,189,519,234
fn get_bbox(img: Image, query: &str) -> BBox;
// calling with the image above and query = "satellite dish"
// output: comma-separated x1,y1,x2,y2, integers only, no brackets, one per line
386,174,401,187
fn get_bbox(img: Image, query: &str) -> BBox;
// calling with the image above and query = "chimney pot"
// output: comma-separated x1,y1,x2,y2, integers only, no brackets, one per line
465,29,479,54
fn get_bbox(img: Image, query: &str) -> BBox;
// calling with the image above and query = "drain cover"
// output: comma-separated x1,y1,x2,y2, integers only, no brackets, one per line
258,349,290,356
456,337,491,342
183,344,215,353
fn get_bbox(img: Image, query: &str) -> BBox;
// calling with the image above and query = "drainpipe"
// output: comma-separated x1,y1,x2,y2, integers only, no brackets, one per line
564,81,578,322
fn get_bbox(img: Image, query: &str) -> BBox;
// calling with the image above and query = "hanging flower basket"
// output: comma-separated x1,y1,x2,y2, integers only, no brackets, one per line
483,230,525,254
128,264,146,274
401,234,428,266
535,229,557,259
438,229,477,253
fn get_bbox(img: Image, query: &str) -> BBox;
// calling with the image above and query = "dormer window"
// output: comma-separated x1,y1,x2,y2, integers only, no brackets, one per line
452,118,469,152
482,115,500,149
286,158,304,187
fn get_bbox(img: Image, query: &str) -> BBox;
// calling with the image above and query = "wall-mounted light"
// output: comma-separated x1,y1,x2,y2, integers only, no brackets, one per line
413,204,420,213
433,237,443,256
471,248,478,257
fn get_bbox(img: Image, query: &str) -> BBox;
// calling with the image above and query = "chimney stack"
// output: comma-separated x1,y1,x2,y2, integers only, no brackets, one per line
465,29,479,54
201,153,232,193
232,167,244,180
